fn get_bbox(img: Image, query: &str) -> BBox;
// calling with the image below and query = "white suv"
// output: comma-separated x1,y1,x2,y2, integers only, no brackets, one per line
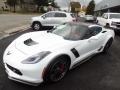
31,11,77,30
97,13,120,30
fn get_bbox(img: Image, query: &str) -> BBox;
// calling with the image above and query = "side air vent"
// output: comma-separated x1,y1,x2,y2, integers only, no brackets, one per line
71,48,80,58
102,31,107,33
24,38,38,46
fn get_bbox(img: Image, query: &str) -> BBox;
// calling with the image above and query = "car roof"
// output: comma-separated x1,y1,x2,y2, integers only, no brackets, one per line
47,11,71,14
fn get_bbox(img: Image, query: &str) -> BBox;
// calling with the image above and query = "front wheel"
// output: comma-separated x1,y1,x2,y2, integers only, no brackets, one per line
32,22,42,31
44,57,70,82
103,38,113,53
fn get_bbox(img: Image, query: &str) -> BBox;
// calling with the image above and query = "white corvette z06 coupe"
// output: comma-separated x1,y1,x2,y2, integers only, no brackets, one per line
3,23,114,86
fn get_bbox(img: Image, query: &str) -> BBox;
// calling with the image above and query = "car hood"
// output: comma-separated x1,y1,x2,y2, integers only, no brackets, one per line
110,18,120,22
13,31,71,55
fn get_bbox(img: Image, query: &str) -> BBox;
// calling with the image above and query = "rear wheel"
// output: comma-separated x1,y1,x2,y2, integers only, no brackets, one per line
44,57,70,82
103,38,113,53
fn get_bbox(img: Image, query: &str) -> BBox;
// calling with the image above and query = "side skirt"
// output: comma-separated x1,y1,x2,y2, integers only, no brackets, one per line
71,53,97,69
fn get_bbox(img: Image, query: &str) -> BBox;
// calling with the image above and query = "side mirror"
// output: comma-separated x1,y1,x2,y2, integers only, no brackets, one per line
53,26,57,29
104,17,108,19
42,15,46,19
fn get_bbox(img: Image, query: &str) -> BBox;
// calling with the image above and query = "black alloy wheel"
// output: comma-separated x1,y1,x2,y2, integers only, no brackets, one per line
45,57,70,82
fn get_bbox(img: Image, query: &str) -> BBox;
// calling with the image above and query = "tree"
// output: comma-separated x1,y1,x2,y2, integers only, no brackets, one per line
7,0,18,12
86,0,95,15
51,0,59,8
33,0,49,12
70,2,81,13
33,0,58,12
19,0,25,9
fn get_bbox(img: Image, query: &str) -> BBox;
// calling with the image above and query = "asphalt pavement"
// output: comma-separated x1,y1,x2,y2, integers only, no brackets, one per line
0,27,120,90
0,14,38,32
0,14,39,40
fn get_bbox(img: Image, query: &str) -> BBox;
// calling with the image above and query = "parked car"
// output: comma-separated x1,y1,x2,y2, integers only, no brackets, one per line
3,22,114,86
97,13,120,31
31,11,77,30
85,15,96,21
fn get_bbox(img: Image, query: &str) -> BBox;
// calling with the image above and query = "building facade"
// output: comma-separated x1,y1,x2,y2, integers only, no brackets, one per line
95,0,120,16
0,0,9,11
0,0,36,12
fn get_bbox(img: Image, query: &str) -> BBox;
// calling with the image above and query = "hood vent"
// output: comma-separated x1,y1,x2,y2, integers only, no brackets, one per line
24,38,38,46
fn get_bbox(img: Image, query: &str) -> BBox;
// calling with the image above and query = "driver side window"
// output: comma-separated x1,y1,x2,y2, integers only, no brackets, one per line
89,26,102,36
82,26,102,39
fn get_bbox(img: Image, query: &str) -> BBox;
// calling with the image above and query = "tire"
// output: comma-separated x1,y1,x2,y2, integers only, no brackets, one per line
103,38,113,53
44,56,70,82
105,23,110,28
32,22,42,31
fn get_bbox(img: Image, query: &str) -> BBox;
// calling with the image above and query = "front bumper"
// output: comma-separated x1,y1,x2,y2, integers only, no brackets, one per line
4,62,44,86
110,24,120,30
8,76,40,86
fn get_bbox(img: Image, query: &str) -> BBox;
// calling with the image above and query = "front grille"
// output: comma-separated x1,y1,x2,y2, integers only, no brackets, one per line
116,22,120,27
113,22,120,28
117,25,120,27
116,22,120,24
6,64,22,76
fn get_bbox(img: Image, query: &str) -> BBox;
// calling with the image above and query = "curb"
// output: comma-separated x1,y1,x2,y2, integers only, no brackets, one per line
4,24,30,34
0,24,30,40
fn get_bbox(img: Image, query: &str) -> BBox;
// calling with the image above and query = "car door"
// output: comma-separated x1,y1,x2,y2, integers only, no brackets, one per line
73,26,103,65
88,26,104,50
41,12,55,26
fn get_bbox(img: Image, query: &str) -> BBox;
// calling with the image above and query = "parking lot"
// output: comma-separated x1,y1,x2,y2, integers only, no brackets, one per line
1,20,120,90
0,14,38,32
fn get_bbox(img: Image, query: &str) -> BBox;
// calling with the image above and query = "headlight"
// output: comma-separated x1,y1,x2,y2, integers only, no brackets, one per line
21,51,51,64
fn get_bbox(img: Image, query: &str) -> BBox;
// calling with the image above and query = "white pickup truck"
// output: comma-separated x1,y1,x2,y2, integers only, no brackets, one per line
97,13,120,30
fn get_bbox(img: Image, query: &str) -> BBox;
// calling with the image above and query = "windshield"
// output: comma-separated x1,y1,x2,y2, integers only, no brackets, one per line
51,24,88,41
110,14,120,19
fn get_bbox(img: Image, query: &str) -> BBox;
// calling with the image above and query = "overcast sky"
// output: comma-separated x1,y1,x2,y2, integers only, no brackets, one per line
55,0,102,9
